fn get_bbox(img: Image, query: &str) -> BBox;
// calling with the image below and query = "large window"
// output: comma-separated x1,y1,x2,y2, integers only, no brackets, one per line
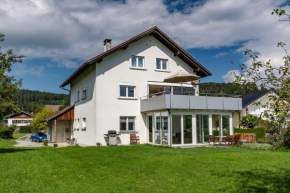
172,115,181,144
156,59,168,70
120,117,135,131
120,85,135,98
131,56,144,68
222,115,230,136
183,115,192,144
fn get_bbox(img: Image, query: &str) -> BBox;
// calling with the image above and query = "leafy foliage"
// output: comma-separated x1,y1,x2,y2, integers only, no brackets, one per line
240,114,260,129
199,82,260,95
0,33,24,121
59,96,70,110
234,127,266,140
0,125,15,139
234,10,290,149
30,108,56,132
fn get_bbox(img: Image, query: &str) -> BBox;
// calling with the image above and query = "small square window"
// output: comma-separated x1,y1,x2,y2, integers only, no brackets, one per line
156,59,168,70
119,85,135,98
131,56,144,68
120,117,135,131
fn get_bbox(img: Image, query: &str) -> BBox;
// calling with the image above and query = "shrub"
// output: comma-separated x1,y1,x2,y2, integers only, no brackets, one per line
19,126,32,133
240,114,260,129
240,143,272,151
43,139,48,146
0,125,16,139
234,127,266,140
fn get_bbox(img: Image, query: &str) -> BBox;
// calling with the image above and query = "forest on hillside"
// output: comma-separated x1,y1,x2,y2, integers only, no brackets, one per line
15,89,68,113
199,82,260,95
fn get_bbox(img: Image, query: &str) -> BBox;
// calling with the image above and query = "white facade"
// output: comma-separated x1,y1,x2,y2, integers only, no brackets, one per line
66,34,238,146
242,93,271,117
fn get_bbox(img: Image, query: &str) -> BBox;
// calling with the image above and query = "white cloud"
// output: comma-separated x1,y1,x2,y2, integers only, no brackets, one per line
0,0,289,73
222,70,240,83
213,52,229,58
12,64,45,77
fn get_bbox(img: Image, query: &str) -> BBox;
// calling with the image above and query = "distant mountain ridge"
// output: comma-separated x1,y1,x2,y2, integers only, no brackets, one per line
15,89,68,113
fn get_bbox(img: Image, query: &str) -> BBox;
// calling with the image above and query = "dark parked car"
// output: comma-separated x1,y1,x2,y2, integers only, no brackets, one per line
30,132,47,142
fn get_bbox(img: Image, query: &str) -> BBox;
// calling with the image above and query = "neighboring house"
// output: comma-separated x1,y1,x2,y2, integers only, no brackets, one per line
233,90,270,128
43,26,242,147
45,105,61,112
3,111,33,128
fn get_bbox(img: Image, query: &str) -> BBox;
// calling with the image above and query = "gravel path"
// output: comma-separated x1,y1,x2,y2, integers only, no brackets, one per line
14,134,44,147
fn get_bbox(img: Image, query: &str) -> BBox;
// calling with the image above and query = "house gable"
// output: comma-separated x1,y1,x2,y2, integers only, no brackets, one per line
60,26,211,88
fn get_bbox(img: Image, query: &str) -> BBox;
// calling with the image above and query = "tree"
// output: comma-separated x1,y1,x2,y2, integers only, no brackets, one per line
233,10,290,149
59,96,70,110
0,33,24,121
30,107,56,132
240,114,260,129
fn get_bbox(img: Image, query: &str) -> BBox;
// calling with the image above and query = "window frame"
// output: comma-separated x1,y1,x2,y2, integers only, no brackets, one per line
131,56,145,69
77,91,80,102
119,85,136,99
82,87,87,100
156,58,169,71
119,116,136,132
82,117,86,130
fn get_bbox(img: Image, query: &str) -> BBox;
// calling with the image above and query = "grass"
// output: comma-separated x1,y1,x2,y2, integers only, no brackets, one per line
13,133,28,139
1,140,290,193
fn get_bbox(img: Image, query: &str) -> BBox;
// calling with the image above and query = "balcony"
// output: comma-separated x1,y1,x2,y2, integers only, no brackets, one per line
140,93,242,112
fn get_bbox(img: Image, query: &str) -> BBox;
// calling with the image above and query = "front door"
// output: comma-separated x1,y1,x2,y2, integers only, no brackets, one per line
64,128,71,141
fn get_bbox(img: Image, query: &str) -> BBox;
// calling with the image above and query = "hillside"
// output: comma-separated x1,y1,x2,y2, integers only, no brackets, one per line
15,89,68,113
199,82,259,95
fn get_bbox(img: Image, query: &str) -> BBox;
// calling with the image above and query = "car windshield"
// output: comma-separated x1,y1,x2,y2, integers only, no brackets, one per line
38,133,46,136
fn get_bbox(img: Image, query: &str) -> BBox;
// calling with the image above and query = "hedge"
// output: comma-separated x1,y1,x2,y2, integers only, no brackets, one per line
19,126,32,133
234,127,266,140
0,125,15,139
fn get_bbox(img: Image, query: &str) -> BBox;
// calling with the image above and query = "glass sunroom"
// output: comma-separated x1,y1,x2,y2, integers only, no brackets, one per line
145,111,234,147
141,83,241,147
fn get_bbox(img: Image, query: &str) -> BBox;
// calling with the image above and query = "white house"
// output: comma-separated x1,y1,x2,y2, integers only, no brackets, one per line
3,111,33,128
233,90,272,128
43,26,242,147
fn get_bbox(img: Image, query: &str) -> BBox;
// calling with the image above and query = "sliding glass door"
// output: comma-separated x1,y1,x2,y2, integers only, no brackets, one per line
196,114,209,143
155,116,168,145
183,115,192,144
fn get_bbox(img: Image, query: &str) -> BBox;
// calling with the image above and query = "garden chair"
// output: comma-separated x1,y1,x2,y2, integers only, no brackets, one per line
233,134,241,144
130,134,140,145
209,135,219,146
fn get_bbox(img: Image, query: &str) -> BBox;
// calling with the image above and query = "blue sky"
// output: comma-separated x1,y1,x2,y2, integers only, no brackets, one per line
1,0,289,94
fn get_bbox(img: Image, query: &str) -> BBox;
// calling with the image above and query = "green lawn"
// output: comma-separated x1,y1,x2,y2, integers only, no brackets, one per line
13,133,28,139
1,140,290,193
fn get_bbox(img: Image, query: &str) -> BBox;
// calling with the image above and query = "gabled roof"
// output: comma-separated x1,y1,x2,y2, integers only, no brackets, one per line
41,105,74,122
5,111,32,119
60,26,212,88
242,90,269,108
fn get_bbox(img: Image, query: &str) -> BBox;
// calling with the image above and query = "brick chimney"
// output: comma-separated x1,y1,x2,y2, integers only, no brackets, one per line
103,39,112,52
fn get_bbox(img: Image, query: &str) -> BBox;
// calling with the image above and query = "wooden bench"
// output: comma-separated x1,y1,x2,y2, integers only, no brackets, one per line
233,133,256,144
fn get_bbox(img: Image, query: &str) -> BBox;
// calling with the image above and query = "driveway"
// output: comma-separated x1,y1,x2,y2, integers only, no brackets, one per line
14,134,44,147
